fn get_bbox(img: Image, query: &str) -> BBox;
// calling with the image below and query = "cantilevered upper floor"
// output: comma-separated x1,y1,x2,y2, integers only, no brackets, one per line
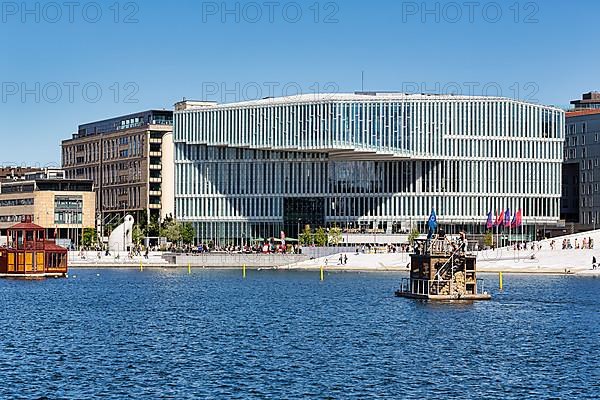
173,92,565,161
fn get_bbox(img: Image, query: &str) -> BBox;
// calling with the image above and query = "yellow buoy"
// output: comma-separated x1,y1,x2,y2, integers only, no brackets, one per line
188,263,191,274
499,272,503,290
243,264,247,279
140,261,143,272
320,265,324,281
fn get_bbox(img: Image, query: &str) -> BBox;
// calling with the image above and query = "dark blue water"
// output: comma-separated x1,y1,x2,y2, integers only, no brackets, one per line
0,269,598,399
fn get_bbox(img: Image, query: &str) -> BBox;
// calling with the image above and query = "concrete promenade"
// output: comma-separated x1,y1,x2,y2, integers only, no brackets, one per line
68,251,308,269
284,230,600,275
68,230,600,276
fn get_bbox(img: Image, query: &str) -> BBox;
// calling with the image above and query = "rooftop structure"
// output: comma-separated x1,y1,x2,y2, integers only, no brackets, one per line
570,92,600,110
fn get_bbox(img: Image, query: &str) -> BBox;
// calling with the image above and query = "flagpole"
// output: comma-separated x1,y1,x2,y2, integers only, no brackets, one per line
495,211,499,249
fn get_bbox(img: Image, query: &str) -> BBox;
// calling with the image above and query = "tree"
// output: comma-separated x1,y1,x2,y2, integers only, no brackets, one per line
81,228,98,248
408,228,420,245
146,216,161,237
180,222,195,245
161,220,182,244
314,227,328,247
132,225,144,246
329,226,343,246
483,230,494,248
299,225,313,246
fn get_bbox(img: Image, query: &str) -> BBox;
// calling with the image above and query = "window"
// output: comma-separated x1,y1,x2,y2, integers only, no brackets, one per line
0,198,34,207
54,196,83,225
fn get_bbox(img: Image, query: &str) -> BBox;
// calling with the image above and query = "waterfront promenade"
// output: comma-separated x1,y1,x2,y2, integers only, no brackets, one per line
68,230,600,275
284,230,600,275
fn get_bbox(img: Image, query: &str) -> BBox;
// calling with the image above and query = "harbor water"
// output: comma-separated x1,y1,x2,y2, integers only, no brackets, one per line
0,270,598,399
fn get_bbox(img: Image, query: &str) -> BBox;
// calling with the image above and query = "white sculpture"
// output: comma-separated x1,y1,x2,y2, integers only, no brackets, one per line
108,215,135,252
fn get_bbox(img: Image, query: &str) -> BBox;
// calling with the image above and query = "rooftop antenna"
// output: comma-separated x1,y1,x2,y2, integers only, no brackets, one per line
361,71,365,92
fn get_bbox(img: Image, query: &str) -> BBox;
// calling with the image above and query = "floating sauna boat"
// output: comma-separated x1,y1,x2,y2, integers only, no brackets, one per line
0,219,68,278
395,237,491,301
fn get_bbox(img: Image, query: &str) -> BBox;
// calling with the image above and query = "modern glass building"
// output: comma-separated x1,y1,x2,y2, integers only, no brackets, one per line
174,93,565,245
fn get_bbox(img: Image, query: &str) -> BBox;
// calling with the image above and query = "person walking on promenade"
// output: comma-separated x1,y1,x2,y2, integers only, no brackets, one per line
593,256,597,270
339,254,343,265
344,254,348,265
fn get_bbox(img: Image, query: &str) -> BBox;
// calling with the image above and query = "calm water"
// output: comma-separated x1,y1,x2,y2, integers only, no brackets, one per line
0,269,598,399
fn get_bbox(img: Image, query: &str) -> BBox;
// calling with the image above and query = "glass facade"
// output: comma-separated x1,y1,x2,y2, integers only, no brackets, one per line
174,94,565,244
54,196,83,225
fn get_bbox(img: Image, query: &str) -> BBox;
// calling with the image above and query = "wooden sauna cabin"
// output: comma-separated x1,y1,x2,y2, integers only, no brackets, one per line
395,237,491,301
0,220,68,278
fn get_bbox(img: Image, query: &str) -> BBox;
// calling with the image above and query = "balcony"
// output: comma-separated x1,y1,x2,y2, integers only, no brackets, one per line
149,138,162,144
149,190,162,196
149,164,162,170
149,203,161,209
149,151,162,157
149,177,162,183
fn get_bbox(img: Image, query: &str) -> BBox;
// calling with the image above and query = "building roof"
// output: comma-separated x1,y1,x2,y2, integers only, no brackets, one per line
176,92,563,112
9,221,44,230
44,242,68,252
566,109,600,118
570,91,600,104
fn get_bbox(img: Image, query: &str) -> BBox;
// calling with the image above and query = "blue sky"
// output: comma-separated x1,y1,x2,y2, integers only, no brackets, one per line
0,0,598,164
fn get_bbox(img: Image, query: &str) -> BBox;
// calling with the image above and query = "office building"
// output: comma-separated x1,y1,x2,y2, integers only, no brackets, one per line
0,169,95,246
562,100,600,227
174,93,565,245
62,110,175,235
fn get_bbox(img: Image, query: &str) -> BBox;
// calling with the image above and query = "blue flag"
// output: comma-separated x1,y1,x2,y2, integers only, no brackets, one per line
428,209,438,232
504,209,511,227
486,211,493,229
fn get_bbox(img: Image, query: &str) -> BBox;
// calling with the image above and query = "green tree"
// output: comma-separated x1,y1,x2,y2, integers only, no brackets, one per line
81,228,98,248
408,228,420,245
483,230,494,248
180,222,195,245
329,226,343,246
299,225,313,246
132,225,144,246
314,227,328,247
161,220,182,244
138,210,148,234
146,216,161,237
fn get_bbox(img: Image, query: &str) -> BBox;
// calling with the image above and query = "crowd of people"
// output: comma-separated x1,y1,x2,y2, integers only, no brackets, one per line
551,237,595,250
175,243,303,255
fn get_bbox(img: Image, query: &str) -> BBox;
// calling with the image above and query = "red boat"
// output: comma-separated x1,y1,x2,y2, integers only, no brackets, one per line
0,218,68,278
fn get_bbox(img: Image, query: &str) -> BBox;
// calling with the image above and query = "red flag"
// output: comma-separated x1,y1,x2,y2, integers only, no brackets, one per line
512,209,523,228
495,209,504,227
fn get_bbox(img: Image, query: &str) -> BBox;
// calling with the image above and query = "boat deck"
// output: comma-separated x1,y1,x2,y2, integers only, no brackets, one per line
395,290,492,301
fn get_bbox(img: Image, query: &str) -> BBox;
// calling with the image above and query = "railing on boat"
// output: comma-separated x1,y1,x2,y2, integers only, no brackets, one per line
398,278,487,296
